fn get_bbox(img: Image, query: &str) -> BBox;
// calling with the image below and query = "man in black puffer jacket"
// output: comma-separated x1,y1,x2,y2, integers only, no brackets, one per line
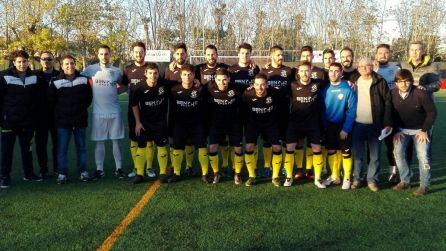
0,50,42,188
48,55,93,184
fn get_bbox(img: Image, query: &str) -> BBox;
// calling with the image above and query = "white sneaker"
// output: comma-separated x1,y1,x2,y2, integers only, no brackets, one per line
323,177,335,186
283,178,293,187
57,174,66,184
342,180,351,190
80,171,91,181
146,169,156,178
314,180,326,189
128,170,137,178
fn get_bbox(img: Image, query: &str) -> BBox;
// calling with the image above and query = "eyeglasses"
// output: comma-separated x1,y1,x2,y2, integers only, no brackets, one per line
41,57,54,62
396,80,412,85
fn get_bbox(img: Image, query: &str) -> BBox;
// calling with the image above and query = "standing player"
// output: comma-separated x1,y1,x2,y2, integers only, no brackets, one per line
207,69,244,184
284,61,326,188
323,49,336,72
340,47,359,82
121,42,157,179
322,62,357,190
131,63,169,184
82,45,125,179
170,65,209,183
243,73,283,187
260,45,293,177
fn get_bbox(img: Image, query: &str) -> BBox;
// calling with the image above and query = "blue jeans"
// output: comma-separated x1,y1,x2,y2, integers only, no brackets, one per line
393,131,431,187
352,123,381,184
57,127,87,175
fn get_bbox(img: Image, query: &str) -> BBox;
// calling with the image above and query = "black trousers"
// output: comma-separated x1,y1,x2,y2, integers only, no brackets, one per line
35,125,57,174
1,128,35,178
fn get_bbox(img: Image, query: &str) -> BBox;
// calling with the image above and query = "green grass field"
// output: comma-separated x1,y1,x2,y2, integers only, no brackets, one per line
1,91,445,250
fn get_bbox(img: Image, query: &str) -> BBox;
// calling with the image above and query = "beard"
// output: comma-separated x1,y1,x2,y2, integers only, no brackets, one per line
176,58,186,65
342,60,352,68
378,59,388,66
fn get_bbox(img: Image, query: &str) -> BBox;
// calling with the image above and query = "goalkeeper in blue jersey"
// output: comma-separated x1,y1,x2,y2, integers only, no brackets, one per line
321,62,357,190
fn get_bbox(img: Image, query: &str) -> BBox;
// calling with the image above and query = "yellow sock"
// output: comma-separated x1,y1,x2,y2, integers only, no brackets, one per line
328,152,339,180
234,153,244,174
336,150,342,172
172,149,184,175
263,146,272,168
221,144,229,168
313,152,323,181
198,147,209,176
254,146,258,170
130,140,138,167
305,148,313,170
209,152,219,173
185,145,194,169
135,147,146,175
284,151,294,179
157,146,168,175
272,151,283,179
145,141,154,170
294,147,304,169
342,152,353,181
245,152,256,178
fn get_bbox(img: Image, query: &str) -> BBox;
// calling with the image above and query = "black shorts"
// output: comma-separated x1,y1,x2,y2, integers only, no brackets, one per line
324,123,352,151
209,121,243,147
173,122,207,149
128,104,137,141
136,121,168,148
286,121,322,145
245,121,280,145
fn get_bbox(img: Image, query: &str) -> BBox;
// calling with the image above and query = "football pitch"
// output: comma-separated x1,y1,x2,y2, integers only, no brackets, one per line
1,91,445,250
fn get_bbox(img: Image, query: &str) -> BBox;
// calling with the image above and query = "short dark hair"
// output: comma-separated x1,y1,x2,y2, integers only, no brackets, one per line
39,50,54,57
98,44,111,52
297,61,312,69
395,69,414,84
270,45,283,54
329,62,343,69
301,45,313,54
205,44,218,53
60,54,76,63
376,43,390,52
237,43,252,53
409,40,424,50
323,48,335,57
174,43,187,53
11,50,29,60
254,73,267,81
179,64,194,73
341,46,354,58
132,41,146,51
145,62,159,72
216,68,229,77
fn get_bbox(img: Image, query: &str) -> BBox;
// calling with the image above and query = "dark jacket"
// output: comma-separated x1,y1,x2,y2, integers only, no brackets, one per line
48,71,92,128
35,69,60,127
0,67,40,129
356,71,393,130
400,55,440,93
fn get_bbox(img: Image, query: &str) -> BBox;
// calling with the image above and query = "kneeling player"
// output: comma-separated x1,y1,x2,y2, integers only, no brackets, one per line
170,65,209,183
132,63,169,183
321,63,357,190
284,61,326,188
243,73,283,187
207,69,244,184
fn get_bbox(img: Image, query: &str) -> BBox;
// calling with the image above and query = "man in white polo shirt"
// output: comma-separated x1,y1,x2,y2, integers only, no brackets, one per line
82,44,125,179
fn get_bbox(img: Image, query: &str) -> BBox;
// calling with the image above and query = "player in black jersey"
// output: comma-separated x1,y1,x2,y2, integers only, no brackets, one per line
121,42,156,179
228,43,260,93
260,45,293,177
207,69,244,184
340,46,359,82
284,61,327,188
131,63,169,184
243,73,283,187
169,65,209,183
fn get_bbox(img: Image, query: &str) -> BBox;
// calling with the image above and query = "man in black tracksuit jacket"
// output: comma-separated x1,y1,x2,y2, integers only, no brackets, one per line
0,50,42,188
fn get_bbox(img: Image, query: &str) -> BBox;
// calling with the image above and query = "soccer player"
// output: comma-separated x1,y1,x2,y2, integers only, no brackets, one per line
323,49,336,72
228,43,260,92
0,50,42,188
284,61,326,188
48,55,93,184
350,58,392,192
207,68,244,184
391,69,437,196
35,50,59,179
121,42,157,179
82,44,125,179
169,65,208,183
340,46,359,82
243,73,283,187
300,45,327,81
131,63,169,184
321,62,357,190
260,45,292,177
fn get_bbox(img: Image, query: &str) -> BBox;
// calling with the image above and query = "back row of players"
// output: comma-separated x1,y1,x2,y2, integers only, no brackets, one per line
0,41,438,196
